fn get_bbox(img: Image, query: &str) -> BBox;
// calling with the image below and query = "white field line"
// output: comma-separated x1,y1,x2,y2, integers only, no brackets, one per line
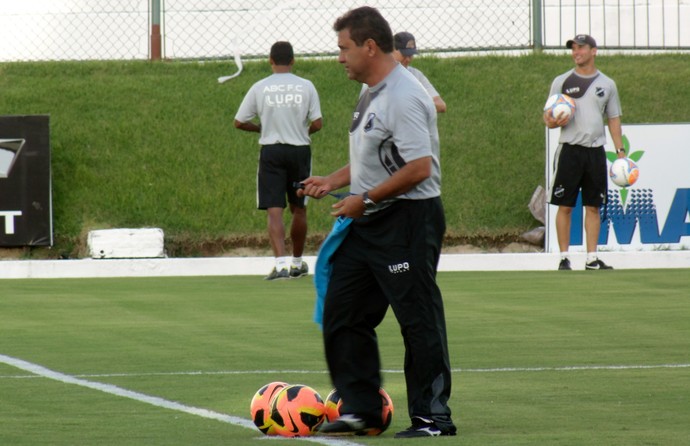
2,363,689,380
0,354,364,446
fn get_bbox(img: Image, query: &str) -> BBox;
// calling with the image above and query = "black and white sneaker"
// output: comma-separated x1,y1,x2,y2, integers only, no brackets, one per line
394,416,457,438
264,267,289,280
289,261,309,278
558,258,572,270
316,414,379,436
585,259,613,270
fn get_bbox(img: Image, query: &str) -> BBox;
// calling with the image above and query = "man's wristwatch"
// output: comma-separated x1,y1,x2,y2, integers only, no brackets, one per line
362,191,377,210
617,148,626,154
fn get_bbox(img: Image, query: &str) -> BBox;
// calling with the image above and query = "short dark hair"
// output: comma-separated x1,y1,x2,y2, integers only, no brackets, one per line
270,41,293,65
333,6,393,53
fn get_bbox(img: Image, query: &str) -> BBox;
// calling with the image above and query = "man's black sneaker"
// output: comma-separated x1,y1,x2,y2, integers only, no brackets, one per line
289,261,309,278
316,414,379,436
264,267,289,280
586,259,613,270
558,258,572,270
394,416,457,438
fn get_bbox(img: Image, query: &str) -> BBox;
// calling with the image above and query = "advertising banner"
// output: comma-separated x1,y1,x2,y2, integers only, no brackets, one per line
0,115,52,246
545,123,690,253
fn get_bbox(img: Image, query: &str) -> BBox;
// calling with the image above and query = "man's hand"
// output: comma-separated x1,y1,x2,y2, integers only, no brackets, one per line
296,176,333,199
543,110,571,128
331,194,366,218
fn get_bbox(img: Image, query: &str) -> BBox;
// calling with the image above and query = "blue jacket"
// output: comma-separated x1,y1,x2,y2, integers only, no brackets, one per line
313,216,353,328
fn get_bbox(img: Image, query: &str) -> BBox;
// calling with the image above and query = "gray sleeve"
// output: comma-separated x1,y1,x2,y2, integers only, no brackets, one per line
409,67,440,98
605,80,622,119
307,81,322,121
548,73,566,97
234,84,258,123
389,92,433,161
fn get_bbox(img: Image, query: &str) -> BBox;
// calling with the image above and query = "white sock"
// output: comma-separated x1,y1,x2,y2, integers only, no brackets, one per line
291,257,303,268
586,252,597,263
276,257,290,270
560,252,569,261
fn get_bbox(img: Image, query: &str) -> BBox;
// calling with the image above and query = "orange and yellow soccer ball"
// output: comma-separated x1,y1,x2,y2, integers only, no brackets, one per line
249,381,288,435
269,384,326,437
324,388,342,423
324,387,394,435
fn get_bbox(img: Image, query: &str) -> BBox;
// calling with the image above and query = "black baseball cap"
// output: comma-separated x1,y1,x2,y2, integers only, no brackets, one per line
566,34,597,49
394,32,418,56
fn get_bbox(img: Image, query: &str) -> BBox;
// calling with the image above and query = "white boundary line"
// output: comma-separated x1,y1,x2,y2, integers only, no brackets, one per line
0,354,364,446
1,251,689,279
3,355,687,445
3,363,689,381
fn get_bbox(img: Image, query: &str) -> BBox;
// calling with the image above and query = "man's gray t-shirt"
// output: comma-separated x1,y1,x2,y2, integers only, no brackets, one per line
235,72,321,146
349,64,440,210
407,65,440,99
549,69,621,147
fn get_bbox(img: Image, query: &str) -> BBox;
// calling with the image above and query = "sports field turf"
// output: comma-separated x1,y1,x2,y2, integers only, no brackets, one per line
1,270,688,445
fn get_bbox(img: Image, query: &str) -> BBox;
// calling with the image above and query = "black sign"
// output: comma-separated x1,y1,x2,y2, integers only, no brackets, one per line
0,115,52,246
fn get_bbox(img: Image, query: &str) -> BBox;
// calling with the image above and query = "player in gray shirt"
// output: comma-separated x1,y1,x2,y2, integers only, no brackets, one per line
544,34,626,271
234,41,322,280
393,32,447,113
300,6,456,439
349,63,442,209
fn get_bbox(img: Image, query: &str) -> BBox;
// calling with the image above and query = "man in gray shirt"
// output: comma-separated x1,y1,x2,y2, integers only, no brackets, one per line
299,6,456,438
234,41,322,280
544,34,626,271
393,32,447,113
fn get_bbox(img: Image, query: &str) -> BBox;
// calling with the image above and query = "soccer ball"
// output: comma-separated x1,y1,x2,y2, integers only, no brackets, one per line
249,381,288,435
324,387,394,435
544,93,576,122
270,384,326,437
323,388,342,422
609,157,640,187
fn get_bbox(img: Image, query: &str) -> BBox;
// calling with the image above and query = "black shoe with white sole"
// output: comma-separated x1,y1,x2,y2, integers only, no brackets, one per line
394,416,457,438
585,259,613,270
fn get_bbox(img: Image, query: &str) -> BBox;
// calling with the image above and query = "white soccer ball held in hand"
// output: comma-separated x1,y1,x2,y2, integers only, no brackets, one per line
609,157,640,188
544,93,576,123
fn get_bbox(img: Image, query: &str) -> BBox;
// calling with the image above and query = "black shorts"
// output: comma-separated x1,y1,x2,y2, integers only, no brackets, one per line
550,143,608,208
257,143,311,209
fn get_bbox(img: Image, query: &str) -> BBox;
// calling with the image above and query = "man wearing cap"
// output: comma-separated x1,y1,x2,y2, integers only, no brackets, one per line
393,32,447,113
544,34,625,271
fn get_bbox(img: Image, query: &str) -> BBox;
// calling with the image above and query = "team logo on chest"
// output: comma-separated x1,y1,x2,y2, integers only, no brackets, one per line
364,113,376,132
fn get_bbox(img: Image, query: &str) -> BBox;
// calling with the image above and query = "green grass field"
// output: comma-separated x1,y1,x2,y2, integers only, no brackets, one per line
1,270,688,445
2,54,690,257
